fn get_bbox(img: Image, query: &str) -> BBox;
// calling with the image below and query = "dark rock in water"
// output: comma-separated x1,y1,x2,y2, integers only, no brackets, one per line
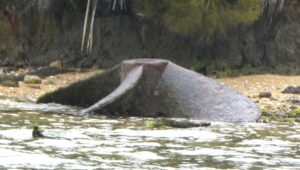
37,59,261,123
163,119,211,128
32,126,44,138
282,86,300,94
259,92,272,98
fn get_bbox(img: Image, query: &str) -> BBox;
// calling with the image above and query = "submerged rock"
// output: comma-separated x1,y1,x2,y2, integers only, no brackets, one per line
32,126,44,138
37,59,261,123
146,119,211,129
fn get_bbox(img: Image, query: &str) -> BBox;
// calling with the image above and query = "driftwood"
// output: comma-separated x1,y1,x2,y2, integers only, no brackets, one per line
38,59,261,123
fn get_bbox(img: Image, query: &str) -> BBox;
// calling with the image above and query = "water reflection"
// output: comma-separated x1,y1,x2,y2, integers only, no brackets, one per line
0,98,299,169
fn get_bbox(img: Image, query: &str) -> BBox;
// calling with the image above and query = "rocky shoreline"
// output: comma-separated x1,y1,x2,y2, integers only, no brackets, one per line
0,66,299,123
0,66,102,102
219,75,300,123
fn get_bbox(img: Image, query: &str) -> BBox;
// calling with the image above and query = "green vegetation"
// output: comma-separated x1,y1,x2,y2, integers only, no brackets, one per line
261,108,269,114
214,68,239,78
283,117,295,123
289,107,300,118
132,0,261,41
146,119,167,129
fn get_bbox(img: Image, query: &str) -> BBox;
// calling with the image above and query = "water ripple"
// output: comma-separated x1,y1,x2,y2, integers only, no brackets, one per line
0,98,299,169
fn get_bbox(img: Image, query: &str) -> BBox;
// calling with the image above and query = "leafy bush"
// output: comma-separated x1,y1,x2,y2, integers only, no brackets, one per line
132,0,261,41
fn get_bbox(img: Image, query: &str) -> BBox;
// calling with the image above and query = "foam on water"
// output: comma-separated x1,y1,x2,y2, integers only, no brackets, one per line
0,98,299,169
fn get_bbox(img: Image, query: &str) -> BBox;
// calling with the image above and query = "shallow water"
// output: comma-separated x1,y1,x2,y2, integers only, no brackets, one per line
0,98,299,170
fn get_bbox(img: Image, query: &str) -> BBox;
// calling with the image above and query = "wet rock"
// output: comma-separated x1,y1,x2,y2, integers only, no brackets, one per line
282,86,300,94
296,117,300,123
259,92,272,98
49,60,63,69
23,75,42,84
32,126,44,138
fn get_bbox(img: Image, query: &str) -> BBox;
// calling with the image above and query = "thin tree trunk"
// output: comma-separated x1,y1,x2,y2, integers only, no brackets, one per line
87,0,98,53
112,0,117,11
81,0,91,51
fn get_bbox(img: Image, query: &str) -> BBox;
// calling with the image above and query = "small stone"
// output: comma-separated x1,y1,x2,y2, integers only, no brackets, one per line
0,80,19,87
270,97,278,101
37,66,45,71
287,99,300,104
257,118,269,123
275,114,283,119
49,60,63,69
262,111,273,117
262,119,269,123
23,75,42,84
296,117,300,122
259,92,272,98
290,106,298,110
